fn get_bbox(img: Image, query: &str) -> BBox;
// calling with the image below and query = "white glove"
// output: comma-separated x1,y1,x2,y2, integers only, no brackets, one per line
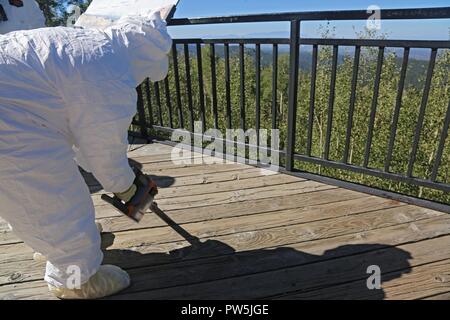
115,184,137,203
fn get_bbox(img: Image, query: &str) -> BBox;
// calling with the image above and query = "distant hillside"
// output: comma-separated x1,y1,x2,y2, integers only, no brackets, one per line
179,44,430,88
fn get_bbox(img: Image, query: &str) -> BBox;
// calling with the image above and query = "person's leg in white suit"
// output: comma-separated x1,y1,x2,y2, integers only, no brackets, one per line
0,113,129,299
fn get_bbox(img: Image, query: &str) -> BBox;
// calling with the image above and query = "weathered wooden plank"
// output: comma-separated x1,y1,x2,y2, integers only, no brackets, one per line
143,181,334,211
138,162,249,179
85,167,273,193
0,194,439,250
3,201,436,265
101,205,442,261
92,169,300,202
98,195,403,234
1,142,448,300
157,173,302,199
93,187,369,220
0,188,370,262
0,259,45,285
83,145,230,187
76,167,279,221
130,151,202,163
0,197,420,275
1,214,449,300
424,291,450,300
129,155,238,172
91,172,301,202
0,189,368,245
91,180,333,210
0,243,34,263
126,143,175,157
0,281,57,300
0,185,380,231
278,258,450,300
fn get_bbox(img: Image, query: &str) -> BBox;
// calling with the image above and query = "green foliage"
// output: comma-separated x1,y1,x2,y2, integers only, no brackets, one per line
136,32,449,205
36,0,91,26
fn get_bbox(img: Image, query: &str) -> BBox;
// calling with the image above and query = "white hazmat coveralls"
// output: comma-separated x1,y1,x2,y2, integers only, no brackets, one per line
0,12,172,289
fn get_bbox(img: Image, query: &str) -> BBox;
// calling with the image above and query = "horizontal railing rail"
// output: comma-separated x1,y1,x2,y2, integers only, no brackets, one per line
168,7,450,25
133,7,450,212
172,38,450,48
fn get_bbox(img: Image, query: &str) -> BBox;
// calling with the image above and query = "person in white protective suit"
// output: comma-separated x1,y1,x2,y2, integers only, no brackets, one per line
0,6,173,299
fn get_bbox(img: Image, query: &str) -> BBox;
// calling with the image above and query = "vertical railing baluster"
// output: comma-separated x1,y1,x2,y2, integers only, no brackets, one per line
255,43,261,149
324,45,338,160
196,43,206,133
184,44,194,133
307,44,318,157
285,20,301,171
363,47,385,168
385,47,410,172
210,43,219,129
136,86,147,138
431,99,450,182
224,43,232,129
239,43,246,132
343,46,361,163
272,44,278,131
164,78,174,128
407,48,438,177
144,78,154,128
172,44,184,128
154,82,163,127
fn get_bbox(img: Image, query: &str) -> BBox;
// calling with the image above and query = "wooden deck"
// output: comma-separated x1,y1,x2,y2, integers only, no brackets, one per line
1,141,449,300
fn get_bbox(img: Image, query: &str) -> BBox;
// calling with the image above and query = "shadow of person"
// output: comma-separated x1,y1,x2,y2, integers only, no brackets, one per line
98,210,412,300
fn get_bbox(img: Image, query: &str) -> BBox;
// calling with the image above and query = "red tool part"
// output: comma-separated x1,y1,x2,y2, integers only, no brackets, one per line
101,168,158,223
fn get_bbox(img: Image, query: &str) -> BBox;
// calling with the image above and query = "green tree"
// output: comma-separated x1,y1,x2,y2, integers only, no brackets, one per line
36,0,91,26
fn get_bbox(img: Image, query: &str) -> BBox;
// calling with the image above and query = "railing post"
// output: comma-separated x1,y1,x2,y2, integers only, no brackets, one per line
136,86,148,139
144,79,154,129
285,19,301,171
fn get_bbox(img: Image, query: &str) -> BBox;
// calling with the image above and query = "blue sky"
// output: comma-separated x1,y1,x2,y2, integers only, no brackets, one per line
168,0,450,39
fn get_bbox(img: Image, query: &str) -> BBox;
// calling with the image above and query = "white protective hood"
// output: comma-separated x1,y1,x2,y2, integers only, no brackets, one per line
0,0,45,34
105,11,172,86
75,0,178,30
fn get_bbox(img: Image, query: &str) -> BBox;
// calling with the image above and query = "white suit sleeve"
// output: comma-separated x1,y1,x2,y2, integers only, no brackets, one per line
63,80,137,193
55,12,171,193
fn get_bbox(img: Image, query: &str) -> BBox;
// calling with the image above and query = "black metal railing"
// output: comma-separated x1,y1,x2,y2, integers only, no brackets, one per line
132,7,450,211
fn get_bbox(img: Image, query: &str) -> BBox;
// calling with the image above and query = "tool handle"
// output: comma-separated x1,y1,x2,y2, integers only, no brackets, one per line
101,194,129,215
151,202,201,247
